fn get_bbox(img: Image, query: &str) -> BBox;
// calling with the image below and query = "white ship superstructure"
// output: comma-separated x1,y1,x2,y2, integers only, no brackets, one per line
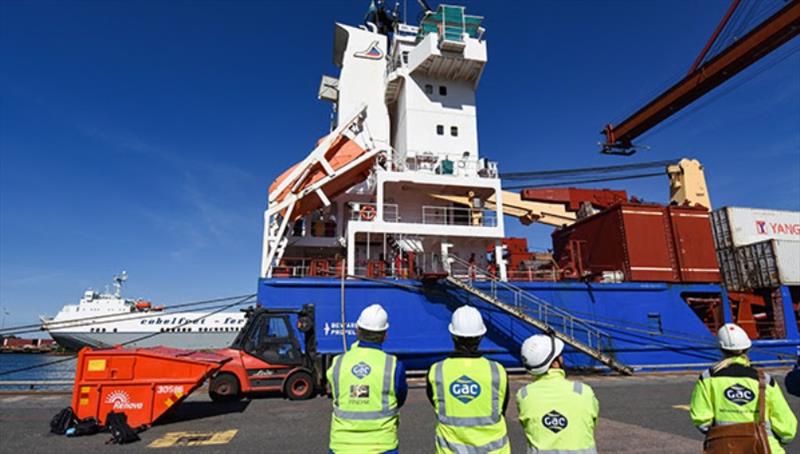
262,5,558,281
42,273,245,350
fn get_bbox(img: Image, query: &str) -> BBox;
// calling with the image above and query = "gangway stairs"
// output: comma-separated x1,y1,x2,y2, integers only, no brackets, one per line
444,257,633,375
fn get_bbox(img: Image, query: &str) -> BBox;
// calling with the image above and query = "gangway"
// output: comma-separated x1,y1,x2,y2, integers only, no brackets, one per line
444,256,634,375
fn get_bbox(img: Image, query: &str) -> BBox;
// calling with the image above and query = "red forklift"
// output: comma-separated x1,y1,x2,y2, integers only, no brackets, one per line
208,304,324,401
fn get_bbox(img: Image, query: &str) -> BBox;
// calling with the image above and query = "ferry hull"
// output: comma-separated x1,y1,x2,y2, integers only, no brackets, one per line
258,278,800,371
49,331,239,351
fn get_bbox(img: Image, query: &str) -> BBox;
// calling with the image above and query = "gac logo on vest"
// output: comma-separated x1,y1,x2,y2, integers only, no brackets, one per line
450,375,481,404
724,384,755,406
351,361,372,379
542,410,568,433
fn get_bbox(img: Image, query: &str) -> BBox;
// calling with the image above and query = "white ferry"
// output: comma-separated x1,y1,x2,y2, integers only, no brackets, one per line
41,272,245,350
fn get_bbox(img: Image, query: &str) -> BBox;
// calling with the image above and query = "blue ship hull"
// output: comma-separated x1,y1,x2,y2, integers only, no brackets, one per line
257,278,800,371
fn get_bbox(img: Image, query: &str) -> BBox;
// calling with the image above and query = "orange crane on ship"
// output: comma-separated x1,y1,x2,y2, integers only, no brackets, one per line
601,0,800,155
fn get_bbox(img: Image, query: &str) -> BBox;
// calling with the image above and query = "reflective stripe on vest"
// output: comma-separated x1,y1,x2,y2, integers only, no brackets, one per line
528,448,598,454
436,434,509,454
434,359,501,426
332,352,398,420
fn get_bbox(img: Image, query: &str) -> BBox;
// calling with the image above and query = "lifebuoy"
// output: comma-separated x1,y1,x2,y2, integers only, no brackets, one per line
360,205,377,221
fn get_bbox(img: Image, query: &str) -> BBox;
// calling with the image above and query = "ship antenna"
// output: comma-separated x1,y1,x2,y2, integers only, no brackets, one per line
113,271,128,297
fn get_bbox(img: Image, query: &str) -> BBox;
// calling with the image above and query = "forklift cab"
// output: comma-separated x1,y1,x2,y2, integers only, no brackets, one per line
210,304,320,401
235,311,304,366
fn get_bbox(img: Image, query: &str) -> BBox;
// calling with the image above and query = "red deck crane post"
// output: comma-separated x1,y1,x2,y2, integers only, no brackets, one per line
602,0,800,155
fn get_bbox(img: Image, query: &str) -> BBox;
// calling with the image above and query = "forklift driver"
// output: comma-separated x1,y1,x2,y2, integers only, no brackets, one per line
327,304,408,454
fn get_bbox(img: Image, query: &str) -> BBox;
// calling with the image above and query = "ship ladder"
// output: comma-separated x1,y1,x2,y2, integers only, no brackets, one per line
444,257,633,375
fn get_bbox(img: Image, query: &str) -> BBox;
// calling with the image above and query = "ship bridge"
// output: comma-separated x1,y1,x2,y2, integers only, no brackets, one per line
261,4,515,281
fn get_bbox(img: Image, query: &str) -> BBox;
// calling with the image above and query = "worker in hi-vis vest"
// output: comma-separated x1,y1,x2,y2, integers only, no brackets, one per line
516,334,599,454
327,304,407,454
426,305,510,454
690,323,797,453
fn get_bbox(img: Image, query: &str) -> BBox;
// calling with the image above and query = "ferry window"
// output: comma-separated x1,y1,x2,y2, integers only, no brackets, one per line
113,328,117,333
450,126,458,137
402,51,409,64
425,84,433,94
439,85,447,96
436,125,444,135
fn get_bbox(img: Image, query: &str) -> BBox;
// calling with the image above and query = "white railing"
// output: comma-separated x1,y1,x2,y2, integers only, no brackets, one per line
422,205,497,227
393,151,498,179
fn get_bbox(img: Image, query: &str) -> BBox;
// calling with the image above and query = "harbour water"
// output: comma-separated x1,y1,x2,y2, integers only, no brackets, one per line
0,354,76,389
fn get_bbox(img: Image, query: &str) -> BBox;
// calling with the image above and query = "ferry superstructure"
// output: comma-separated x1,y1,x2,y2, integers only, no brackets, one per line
42,273,245,350
255,4,800,372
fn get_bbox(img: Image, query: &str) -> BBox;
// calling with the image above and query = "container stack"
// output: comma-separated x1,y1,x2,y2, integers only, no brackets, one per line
711,207,800,291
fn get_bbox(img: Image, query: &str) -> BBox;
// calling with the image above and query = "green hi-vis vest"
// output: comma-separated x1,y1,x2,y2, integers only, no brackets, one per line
690,355,798,454
327,343,399,454
516,369,599,454
428,357,510,454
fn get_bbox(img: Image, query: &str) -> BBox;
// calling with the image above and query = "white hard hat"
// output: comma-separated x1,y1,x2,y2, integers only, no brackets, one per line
717,323,751,351
356,304,389,331
448,306,487,337
521,335,565,375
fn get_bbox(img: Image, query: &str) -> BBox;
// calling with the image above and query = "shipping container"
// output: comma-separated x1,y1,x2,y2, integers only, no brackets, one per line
552,203,720,283
718,239,800,291
711,207,800,249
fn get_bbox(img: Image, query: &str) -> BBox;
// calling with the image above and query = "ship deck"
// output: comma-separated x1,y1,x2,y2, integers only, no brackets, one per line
2,369,798,453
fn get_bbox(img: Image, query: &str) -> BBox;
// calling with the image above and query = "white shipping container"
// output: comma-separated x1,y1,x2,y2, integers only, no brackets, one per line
711,207,800,249
773,240,800,285
718,239,800,291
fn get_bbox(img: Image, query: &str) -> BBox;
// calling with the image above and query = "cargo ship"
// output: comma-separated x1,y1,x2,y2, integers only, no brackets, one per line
41,272,245,350
255,3,799,371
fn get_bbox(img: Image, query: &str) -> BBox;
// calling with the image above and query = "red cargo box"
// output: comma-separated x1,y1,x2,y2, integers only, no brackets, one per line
553,203,720,283
72,346,229,427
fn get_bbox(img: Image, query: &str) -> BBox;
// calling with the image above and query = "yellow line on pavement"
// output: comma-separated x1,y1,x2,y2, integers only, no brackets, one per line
672,404,691,411
148,429,238,448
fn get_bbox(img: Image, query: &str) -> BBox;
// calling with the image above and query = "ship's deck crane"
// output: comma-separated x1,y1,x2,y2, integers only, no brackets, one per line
602,0,800,155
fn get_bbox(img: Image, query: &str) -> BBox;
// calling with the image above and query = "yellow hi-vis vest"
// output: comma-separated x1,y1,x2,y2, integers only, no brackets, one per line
327,343,399,454
428,357,510,454
516,369,599,454
690,355,797,454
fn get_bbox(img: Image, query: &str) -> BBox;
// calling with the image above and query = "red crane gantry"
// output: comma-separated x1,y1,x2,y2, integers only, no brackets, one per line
602,0,800,155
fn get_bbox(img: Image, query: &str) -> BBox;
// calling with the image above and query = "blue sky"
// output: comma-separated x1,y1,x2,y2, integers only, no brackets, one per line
1,1,798,331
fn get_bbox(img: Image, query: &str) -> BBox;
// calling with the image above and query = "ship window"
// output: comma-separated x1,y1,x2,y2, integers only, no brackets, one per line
425,84,433,94
113,328,117,333
402,51,409,64
450,126,458,137
436,125,444,135
439,85,447,96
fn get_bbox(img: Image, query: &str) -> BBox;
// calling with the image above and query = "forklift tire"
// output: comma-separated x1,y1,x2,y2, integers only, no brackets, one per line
285,371,315,400
209,373,240,402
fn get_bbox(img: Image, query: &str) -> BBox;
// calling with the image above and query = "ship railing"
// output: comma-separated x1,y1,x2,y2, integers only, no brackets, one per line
450,262,559,282
274,257,415,280
349,203,399,223
391,150,498,179
447,255,614,353
422,206,497,227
